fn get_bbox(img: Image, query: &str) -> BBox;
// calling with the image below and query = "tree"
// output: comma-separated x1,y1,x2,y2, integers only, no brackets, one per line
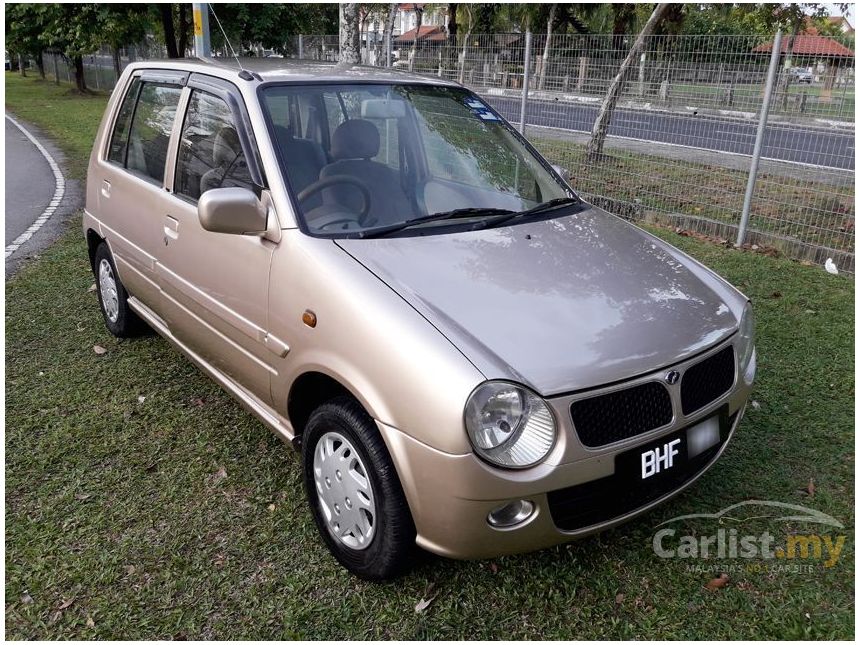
97,5,150,77
155,4,191,58
458,3,475,84
340,3,361,64
382,3,398,67
409,5,424,72
586,3,672,160
38,3,103,92
5,3,48,79
537,4,558,90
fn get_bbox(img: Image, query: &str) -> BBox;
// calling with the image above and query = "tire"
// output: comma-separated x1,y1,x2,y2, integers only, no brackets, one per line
92,242,147,338
302,396,416,580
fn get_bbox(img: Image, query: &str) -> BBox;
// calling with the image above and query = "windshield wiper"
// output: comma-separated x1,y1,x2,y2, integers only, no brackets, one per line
483,197,580,229
356,207,514,239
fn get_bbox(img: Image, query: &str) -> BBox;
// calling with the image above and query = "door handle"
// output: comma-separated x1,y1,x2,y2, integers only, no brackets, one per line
100,180,111,198
163,215,179,245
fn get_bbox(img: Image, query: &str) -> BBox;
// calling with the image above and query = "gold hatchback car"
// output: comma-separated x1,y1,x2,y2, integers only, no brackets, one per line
85,59,756,579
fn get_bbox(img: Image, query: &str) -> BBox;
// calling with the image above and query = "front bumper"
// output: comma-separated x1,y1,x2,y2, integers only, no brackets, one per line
379,343,756,560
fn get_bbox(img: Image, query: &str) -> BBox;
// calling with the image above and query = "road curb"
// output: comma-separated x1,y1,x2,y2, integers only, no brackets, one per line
4,113,66,258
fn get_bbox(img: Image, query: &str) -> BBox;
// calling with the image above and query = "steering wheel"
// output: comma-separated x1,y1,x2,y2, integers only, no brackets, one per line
297,175,372,226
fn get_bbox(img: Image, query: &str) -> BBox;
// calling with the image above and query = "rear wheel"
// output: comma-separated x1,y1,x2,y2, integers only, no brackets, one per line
93,242,146,338
302,396,416,580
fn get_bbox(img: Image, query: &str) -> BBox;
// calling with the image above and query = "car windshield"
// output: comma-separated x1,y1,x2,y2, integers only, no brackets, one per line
260,83,573,237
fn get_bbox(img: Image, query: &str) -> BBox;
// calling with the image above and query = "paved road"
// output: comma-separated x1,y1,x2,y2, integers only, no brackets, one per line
488,96,854,170
5,118,55,245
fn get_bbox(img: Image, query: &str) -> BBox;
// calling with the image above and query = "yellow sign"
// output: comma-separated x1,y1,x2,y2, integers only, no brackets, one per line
193,8,203,37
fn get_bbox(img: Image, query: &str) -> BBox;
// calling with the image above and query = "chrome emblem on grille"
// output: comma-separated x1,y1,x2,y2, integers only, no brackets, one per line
665,370,681,385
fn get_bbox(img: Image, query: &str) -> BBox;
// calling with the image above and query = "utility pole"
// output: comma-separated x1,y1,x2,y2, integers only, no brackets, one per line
193,3,211,58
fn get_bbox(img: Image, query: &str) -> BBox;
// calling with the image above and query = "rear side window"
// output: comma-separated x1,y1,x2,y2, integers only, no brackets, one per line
174,90,254,201
125,82,182,184
108,77,140,164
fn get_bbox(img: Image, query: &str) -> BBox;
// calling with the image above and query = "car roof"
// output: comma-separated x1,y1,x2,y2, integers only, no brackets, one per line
126,57,463,87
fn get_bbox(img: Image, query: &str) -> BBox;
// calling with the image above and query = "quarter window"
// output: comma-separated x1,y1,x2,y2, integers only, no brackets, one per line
107,77,141,164
125,82,182,183
174,90,254,201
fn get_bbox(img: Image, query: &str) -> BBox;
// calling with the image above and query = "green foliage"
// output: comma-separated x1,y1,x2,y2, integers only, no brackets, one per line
96,4,151,50
5,3,50,58
206,3,339,55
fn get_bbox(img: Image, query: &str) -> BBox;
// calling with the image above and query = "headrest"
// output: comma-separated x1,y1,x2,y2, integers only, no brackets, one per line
330,119,379,160
212,126,241,167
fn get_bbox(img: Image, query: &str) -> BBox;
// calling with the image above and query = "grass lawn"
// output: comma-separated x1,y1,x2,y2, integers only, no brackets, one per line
5,73,855,639
532,137,855,258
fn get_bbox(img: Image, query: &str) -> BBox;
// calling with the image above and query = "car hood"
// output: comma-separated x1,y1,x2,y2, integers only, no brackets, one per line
336,207,745,396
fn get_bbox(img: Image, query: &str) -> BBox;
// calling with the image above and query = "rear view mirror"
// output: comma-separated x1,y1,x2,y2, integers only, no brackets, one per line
361,98,406,119
198,187,267,235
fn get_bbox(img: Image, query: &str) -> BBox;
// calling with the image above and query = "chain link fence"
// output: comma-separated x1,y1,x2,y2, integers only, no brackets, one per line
32,30,854,273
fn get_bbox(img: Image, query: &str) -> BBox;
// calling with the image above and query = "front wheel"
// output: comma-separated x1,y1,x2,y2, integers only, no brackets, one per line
302,397,416,580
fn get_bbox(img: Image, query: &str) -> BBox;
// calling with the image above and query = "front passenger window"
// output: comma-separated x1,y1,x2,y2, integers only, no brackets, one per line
174,90,254,201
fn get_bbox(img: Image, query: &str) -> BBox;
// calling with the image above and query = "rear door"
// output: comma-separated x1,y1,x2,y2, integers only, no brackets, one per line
95,71,185,309
155,74,279,405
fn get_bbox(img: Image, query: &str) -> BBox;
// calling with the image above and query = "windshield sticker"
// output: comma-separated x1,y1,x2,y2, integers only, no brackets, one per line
464,98,500,121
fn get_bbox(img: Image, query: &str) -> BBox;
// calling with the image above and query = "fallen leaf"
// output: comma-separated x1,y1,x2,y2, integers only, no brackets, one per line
48,610,63,625
267,503,276,512
138,395,146,404
489,562,498,574
125,565,136,575
92,345,107,355
58,597,75,610
615,593,625,605
192,397,206,407
86,615,95,628
20,592,33,605
74,492,91,501
751,400,761,411
414,583,438,613
88,283,97,292
705,573,729,591
800,479,816,497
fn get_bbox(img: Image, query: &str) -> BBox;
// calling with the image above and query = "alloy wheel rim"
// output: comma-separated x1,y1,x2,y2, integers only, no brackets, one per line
313,431,376,550
98,258,119,323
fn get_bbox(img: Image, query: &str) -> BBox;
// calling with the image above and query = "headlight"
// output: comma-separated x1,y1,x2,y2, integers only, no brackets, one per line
738,301,755,370
464,381,556,468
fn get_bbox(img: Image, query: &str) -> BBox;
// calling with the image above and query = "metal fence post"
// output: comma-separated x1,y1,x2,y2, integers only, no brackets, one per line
736,29,782,247
298,34,304,59
519,30,532,134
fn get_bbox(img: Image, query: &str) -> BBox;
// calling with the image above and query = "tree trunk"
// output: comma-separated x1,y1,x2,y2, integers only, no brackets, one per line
447,3,458,38
160,4,180,59
409,8,424,72
586,3,670,160
458,6,473,84
35,51,45,79
538,3,557,91
382,3,397,67
52,52,60,85
73,55,87,92
112,47,122,80
339,3,361,65
18,53,26,77
178,4,190,58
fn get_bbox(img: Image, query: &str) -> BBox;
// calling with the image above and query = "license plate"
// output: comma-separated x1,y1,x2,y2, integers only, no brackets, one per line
614,411,726,482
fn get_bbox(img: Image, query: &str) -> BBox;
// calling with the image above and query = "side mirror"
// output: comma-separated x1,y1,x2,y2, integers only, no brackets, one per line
198,187,267,235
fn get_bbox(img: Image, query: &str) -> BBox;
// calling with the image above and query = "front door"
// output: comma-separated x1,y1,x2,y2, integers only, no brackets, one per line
155,78,279,405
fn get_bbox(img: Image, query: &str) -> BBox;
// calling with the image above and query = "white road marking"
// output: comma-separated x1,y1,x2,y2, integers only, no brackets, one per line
5,114,66,258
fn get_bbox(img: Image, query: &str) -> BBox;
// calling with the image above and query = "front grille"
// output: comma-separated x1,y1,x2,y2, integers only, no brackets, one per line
570,381,672,448
548,411,736,532
680,346,736,415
